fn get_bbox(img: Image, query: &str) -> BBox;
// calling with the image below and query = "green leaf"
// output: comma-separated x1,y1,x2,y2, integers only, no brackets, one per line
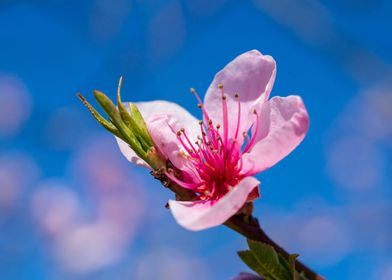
116,77,154,151
93,90,124,129
129,103,154,147
246,240,292,280
116,77,133,129
78,79,166,170
77,93,122,139
238,250,274,279
93,90,146,158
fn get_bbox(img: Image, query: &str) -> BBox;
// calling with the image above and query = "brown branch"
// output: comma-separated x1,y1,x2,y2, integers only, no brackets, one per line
153,172,325,280
225,213,325,280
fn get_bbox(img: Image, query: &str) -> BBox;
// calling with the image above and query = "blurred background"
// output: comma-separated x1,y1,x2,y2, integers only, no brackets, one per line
0,0,391,279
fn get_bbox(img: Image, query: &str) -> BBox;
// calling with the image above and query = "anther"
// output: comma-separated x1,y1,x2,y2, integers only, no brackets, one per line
180,128,185,132
190,88,196,93
253,109,257,114
218,83,223,89
242,132,247,138
198,120,203,125
208,119,213,125
234,93,239,98
222,95,227,100
197,104,202,108
216,124,221,129
177,131,182,136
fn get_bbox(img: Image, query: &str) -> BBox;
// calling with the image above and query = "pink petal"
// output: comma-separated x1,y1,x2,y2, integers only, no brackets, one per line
115,137,150,168
203,50,276,141
147,114,199,176
168,176,260,231
242,96,309,174
115,101,199,169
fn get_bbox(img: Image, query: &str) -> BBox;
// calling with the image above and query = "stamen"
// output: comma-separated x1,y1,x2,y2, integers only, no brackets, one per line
219,85,229,146
181,129,197,154
177,134,193,155
242,131,250,147
164,171,202,190
190,87,210,121
175,128,197,157
234,93,241,140
167,84,248,201
243,109,259,153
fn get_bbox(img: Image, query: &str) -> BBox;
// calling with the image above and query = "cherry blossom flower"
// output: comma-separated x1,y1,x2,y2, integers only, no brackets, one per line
115,50,309,231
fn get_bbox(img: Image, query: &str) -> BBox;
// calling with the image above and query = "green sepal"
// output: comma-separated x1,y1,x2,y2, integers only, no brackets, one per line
146,147,166,170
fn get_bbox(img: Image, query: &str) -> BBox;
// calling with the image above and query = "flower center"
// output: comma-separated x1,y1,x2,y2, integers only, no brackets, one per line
166,85,259,201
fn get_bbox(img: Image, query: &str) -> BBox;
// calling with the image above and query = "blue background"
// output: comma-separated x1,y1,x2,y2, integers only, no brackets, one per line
0,1,391,279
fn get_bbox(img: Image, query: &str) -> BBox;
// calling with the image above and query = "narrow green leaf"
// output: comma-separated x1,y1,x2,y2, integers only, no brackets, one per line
247,240,291,280
115,77,154,151
129,103,154,146
93,90,123,127
93,90,146,158
76,93,122,139
116,76,133,128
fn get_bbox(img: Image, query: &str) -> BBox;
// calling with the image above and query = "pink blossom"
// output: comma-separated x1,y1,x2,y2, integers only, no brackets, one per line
117,50,309,231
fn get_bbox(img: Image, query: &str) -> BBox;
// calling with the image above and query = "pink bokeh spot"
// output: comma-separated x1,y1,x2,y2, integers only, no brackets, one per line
117,50,309,231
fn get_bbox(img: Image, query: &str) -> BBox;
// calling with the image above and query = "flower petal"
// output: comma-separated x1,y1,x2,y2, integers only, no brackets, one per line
168,176,260,231
115,136,150,168
204,50,276,141
242,96,309,174
115,100,200,169
147,114,199,176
